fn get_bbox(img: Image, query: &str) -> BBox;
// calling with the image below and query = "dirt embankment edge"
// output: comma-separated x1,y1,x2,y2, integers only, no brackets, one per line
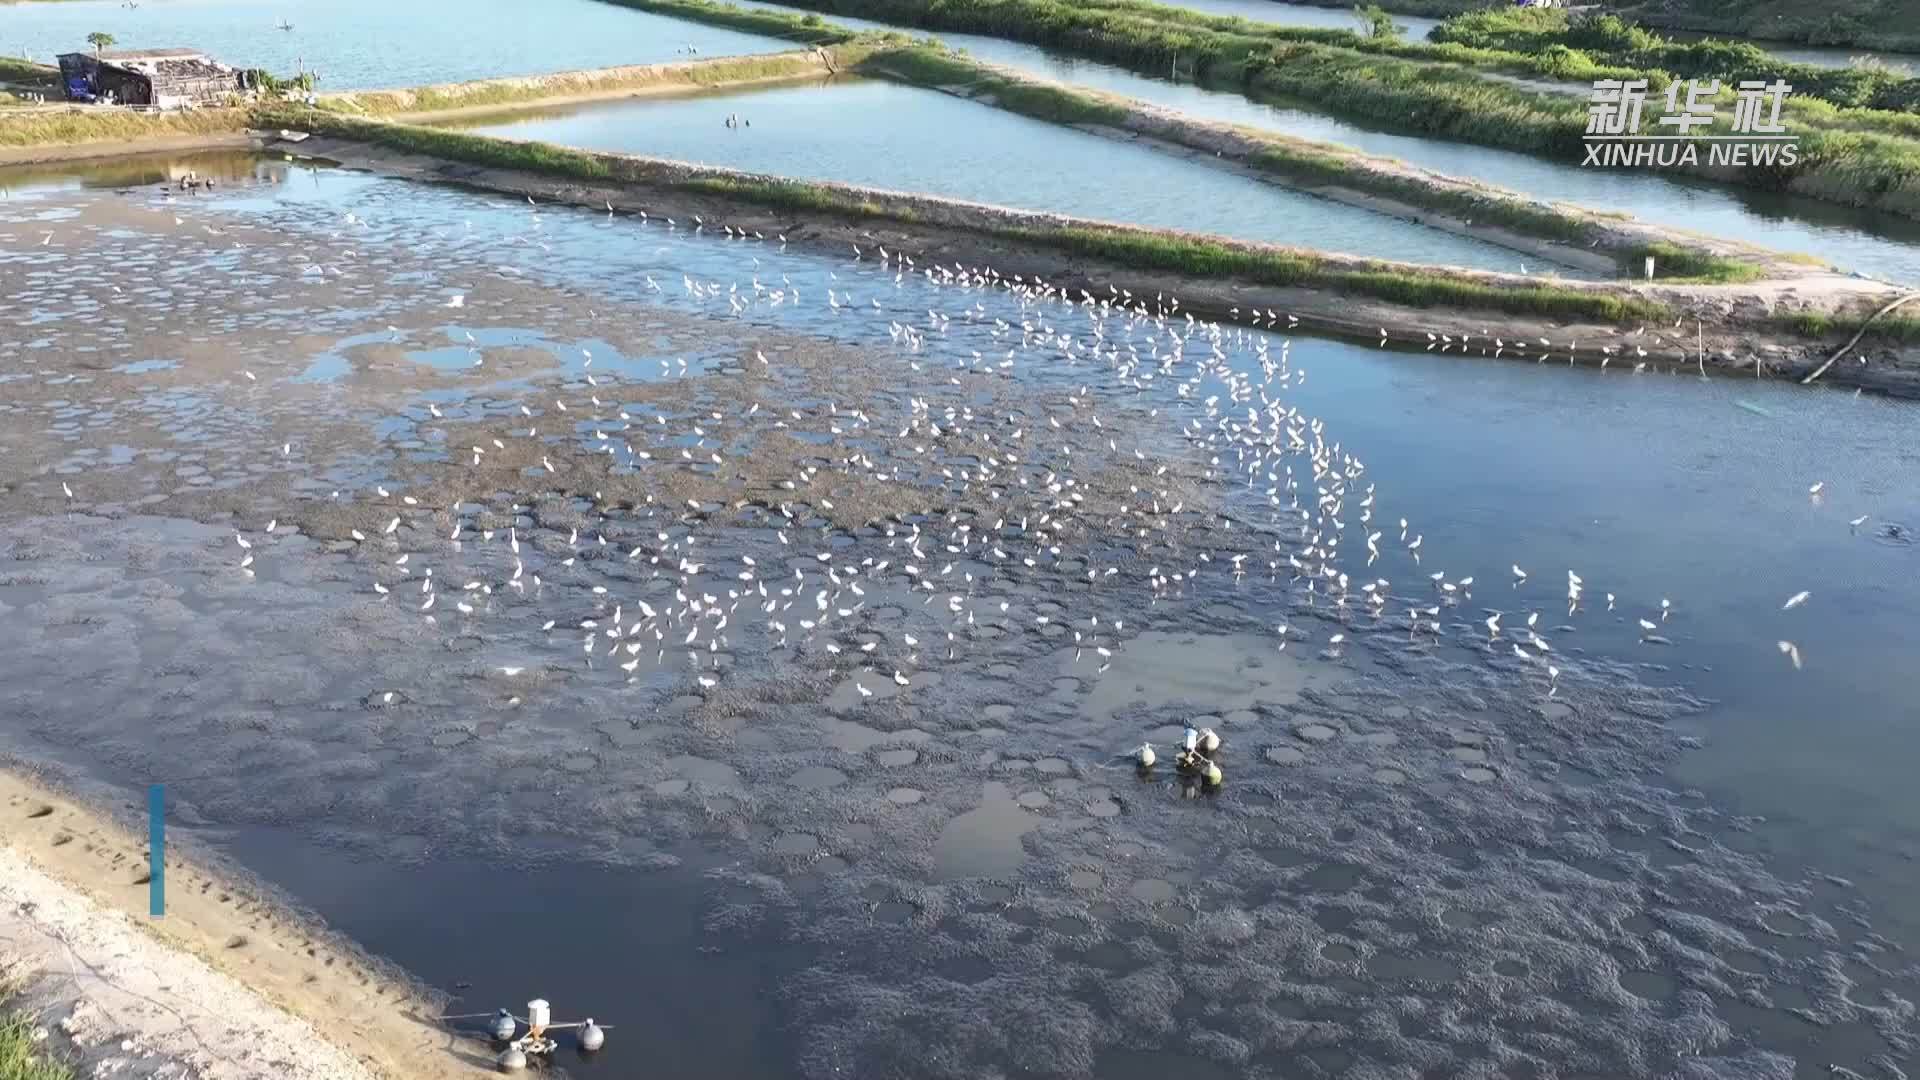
0,764,488,1079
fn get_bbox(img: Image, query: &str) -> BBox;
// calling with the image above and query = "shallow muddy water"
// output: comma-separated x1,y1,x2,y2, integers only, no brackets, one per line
455,77,1557,275
1,156,1917,1080
0,0,787,90
730,0,1920,283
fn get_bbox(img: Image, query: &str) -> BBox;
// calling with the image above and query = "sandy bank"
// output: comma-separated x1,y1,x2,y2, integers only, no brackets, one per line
275,132,1920,396
0,768,488,1079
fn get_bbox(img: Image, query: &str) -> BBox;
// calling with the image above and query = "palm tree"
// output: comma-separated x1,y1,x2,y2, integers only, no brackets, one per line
86,31,117,58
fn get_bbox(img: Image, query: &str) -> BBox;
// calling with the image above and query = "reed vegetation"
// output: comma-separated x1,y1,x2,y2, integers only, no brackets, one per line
0,106,245,149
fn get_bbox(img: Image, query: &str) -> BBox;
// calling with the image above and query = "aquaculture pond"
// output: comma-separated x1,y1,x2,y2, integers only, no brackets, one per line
728,0,1920,282
1,155,1916,1079
0,0,789,90
454,77,1571,275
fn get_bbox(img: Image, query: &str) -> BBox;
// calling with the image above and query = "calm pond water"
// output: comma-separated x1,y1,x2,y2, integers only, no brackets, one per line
3,153,1917,1077
0,0,788,89
734,0,1920,282
458,77,1560,274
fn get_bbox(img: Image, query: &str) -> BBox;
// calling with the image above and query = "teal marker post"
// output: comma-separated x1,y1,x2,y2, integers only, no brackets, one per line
148,784,164,917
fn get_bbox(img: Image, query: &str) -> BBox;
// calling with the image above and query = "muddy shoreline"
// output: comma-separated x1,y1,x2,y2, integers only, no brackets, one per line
277,133,1920,396
0,766,480,1079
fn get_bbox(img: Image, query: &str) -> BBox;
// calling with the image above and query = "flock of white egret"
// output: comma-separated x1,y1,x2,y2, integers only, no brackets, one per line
46,188,1875,787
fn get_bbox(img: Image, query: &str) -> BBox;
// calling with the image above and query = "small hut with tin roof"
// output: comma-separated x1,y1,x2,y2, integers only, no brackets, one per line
56,47,245,107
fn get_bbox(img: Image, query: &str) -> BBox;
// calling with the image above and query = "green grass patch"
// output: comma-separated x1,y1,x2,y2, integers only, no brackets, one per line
1244,141,1592,240
1033,224,1668,319
0,107,246,149
1628,242,1769,282
680,174,911,218
1780,308,1920,342
0,990,71,1080
1240,42,1920,220
0,58,58,88
269,108,1673,324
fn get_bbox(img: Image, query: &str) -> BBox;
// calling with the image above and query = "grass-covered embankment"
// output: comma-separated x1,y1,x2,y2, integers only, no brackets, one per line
319,45,877,118
0,106,247,152
1609,0,1920,54
257,103,1680,324
629,0,1920,220
1432,9,1920,113
1271,0,1920,53
1779,307,1920,343
865,45,1772,282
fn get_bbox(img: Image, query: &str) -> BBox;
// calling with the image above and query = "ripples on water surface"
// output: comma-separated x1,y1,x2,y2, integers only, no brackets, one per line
0,154,1916,1079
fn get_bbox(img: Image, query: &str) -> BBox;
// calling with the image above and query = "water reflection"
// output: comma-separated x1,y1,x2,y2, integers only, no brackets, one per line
458,77,1566,274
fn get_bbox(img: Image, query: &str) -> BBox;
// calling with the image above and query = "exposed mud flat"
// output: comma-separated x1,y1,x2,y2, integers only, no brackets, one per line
0,162,1914,1080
